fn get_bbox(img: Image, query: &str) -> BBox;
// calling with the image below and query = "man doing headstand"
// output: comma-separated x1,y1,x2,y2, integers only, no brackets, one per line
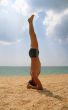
27,15,43,90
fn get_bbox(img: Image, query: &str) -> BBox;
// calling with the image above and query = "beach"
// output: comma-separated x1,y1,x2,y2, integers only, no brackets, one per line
0,74,68,110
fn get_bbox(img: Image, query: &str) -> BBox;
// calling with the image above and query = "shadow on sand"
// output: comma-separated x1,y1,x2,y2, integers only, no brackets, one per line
38,88,63,101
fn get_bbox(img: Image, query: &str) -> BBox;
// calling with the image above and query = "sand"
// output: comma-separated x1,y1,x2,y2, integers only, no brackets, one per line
0,74,68,110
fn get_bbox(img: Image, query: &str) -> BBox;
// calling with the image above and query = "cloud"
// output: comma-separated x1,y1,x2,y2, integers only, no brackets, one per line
43,9,68,44
26,0,68,44
0,39,21,45
28,0,68,12
0,0,9,7
0,0,68,45
0,3,23,44
0,0,30,45
0,0,40,45
23,0,68,45
0,0,68,17
12,0,40,20
12,0,31,16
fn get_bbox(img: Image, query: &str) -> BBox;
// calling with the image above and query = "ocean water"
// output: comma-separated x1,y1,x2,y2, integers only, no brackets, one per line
0,66,68,76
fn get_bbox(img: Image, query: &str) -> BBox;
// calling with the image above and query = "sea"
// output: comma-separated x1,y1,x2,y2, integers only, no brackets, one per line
0,66,68,76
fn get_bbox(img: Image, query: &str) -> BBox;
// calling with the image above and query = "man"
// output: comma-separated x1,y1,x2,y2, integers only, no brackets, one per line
27,15,43,90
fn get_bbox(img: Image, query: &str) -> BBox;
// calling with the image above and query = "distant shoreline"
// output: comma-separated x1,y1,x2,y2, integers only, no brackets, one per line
0,66,68,76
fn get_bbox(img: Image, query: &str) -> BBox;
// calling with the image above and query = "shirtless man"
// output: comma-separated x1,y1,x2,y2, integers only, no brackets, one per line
27,15,43,90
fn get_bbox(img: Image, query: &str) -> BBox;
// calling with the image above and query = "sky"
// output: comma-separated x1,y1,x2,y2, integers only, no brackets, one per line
0,0,68,66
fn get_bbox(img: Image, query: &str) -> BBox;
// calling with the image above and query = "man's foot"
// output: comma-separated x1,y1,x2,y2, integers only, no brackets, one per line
28,15,34,23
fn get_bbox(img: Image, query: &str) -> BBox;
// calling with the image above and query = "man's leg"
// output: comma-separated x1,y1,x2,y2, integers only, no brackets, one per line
27,15,43,90
28,15,39,86
28,15,38,49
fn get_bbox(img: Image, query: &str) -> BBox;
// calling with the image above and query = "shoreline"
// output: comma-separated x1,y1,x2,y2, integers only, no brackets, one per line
0,74,68,110
0,73,68,76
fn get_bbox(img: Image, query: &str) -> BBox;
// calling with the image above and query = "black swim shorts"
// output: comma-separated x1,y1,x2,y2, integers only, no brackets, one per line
29,48,39,58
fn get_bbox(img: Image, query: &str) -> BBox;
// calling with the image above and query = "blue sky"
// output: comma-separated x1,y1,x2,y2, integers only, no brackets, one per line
0,0,68,66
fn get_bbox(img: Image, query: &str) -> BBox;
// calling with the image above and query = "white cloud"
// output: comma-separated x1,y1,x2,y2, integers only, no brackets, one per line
0,3,23,44
12,0,40,20
43,10,61,36
12,0,31,16
0,0,68,45
0,0,8,6
28,0,68,13
0,39,21,45
2,0,40,17
0,41,11,45
43,9,68,44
